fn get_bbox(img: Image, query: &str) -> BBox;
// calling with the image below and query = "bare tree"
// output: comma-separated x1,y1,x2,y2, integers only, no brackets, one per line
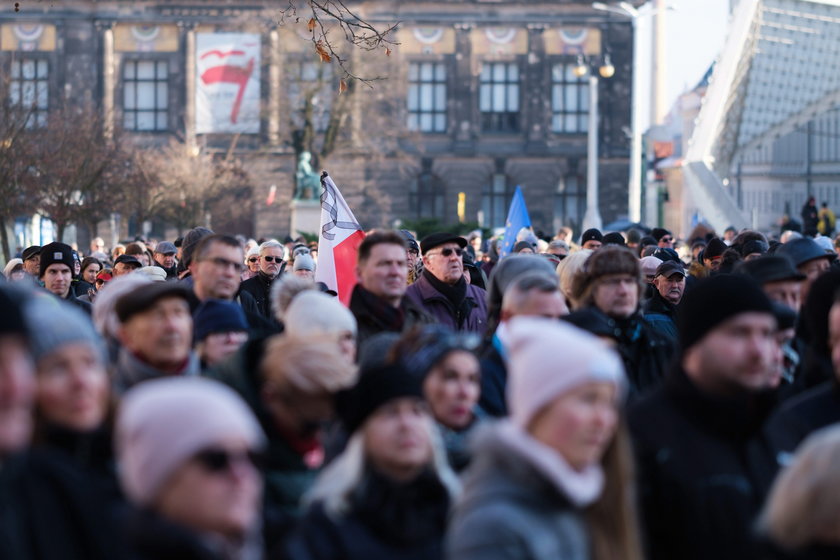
0,74,41,261
273,0,398,85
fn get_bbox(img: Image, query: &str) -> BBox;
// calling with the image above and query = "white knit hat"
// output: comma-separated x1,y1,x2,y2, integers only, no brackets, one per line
506,317,626,429
284,290,357,337
115,377,265,506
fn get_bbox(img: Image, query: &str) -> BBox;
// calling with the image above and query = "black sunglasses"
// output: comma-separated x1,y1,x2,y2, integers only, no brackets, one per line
263,256,283,263
248,257,258,263
430,247,464,258
194,448,265,473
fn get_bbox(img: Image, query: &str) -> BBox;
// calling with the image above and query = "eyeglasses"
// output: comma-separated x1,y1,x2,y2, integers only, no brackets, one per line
247,257,258,263
262,256,283,263
204,256,244,273
427,247,463,258
194,448,265,473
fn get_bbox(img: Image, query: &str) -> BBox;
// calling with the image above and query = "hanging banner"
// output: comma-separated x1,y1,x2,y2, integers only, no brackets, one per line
196,33,261,134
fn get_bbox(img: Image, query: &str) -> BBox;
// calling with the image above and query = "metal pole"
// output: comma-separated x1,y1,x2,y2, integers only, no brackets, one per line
583,74,603,230
628,15,642,223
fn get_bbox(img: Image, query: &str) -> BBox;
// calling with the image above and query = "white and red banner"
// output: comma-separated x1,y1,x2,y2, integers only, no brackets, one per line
195,33,260,134
315,173,365,305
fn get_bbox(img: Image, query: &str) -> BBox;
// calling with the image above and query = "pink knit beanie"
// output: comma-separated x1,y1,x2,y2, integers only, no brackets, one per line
115,377,265,506
505,317,626,429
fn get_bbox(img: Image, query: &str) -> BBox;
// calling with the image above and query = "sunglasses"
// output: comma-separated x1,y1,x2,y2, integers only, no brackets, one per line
263,256,283,263
193,448,265,473
661,237,673,243
429,247,463,258
248,257,258,263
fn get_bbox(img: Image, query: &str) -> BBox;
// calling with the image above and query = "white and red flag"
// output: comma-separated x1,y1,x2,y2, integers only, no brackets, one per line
315,172,365,305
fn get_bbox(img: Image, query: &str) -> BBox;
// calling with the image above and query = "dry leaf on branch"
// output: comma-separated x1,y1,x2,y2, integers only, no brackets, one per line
315,40,332,63
339,79,348,94
307,17,316,32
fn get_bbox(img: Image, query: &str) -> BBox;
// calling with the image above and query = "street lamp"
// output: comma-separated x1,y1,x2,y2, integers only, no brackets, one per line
575,56,616,232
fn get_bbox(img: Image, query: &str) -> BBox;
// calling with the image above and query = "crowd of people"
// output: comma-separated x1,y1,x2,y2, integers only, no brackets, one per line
3,220,840,560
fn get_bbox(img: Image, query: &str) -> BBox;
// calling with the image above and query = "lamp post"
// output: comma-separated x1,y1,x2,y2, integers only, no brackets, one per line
574,55,614,232
593,1,670,225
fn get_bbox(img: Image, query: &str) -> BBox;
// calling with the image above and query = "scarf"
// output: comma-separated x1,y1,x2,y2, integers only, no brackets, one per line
350,284,405,332
422,268,467,310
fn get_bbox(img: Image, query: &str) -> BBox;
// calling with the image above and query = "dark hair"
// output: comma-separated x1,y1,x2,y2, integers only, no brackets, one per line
357,230,407,264
80,257,103,275
124,242,146,256
192,234,242,263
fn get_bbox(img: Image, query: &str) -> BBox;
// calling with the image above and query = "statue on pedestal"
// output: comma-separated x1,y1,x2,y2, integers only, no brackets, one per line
294,151,321,200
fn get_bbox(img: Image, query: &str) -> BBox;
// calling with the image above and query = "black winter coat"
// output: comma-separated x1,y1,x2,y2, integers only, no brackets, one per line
628,366,780,560
478,336,507,417
348,284,434,352
764,380,840,460
283,469,449,560
239,271,279,319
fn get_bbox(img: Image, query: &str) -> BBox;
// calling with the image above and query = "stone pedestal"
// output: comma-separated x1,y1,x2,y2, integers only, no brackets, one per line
290,199,321,238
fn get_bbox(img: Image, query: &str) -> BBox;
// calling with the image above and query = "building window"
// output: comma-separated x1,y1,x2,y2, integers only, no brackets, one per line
287,60,332,132
554,172,585,236
482,172,513,228
123,60,168,131
552,63,589,133
410,161,446,219
480,62,520,132
10,58,49,127
407,62,447,133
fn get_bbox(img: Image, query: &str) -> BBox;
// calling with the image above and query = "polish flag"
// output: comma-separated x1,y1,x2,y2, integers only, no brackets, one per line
315,172,365,305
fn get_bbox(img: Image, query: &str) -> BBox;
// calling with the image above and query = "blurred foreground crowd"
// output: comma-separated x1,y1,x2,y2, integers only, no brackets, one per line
2,221,840,560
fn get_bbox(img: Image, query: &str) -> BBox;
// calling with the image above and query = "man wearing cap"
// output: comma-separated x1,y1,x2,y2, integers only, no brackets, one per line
702,237,727,272
350,231,433,352
735,255,806,313
152,241,178,280
114,282,200,393
239,240,286,320
776,236,834,305
629,275,781,560
643,260,687,341
38,241,92,315
113,254,142,277
579,228,603,250
20,245,40,278
405,232,487,333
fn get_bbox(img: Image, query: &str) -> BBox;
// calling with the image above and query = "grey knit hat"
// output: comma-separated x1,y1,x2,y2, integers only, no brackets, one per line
24,298,105,365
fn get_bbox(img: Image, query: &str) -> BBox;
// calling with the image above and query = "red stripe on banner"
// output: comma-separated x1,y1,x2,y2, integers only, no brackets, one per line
333,229,365,305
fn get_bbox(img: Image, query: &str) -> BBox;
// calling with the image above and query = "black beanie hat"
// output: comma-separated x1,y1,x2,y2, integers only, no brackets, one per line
336,363,424,434
603,232,626,246
38,242,75,278
652,228,671,242
580,228,603,245
676,274,774,352
703,238,728,262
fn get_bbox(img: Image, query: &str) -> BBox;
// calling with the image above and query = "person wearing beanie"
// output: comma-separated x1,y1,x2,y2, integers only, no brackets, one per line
349,231,434,353
703,237,728,271
240,240,287,321
405,232,488,334
38,241,93,315
652,227,674,249
448,317,641,560
284,290,358,363
388,324,482,471
629,274,781,560
579,228,603,250
193,299,249,368
292,253,316,278
115,377,266,558
3,258,24,282
512,240,535,254
603,231,626,247
242,245,260,281
177,225,214,279
285,361,458,560
565,245,674,398
400,229,422,284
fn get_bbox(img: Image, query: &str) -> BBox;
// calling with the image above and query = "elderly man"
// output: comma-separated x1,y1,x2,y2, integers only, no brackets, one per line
21,245,40,278
189,234,275,335
38,242,92,315
405,232,487,333
564,245,673,398
113,254,142,277
349,230,432,351
643,260,687,341
239,240,286,319
114,282,199,393
630,275,781,560
152,241,178,279
480,271,568,417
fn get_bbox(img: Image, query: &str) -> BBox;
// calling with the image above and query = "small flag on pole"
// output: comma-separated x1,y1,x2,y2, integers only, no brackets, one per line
315,172,365,305
499,185,531,258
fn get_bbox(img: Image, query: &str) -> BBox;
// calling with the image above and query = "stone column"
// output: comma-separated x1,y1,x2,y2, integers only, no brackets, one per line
268,27,281,145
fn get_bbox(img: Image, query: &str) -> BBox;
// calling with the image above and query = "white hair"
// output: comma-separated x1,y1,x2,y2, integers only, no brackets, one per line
305,416,461,518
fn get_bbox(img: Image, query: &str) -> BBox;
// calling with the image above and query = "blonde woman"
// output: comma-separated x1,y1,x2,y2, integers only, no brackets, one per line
556,248,593,311
759,425,840,559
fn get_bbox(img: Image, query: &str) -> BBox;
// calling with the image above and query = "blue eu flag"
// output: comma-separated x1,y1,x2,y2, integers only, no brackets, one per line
499,186,531,258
